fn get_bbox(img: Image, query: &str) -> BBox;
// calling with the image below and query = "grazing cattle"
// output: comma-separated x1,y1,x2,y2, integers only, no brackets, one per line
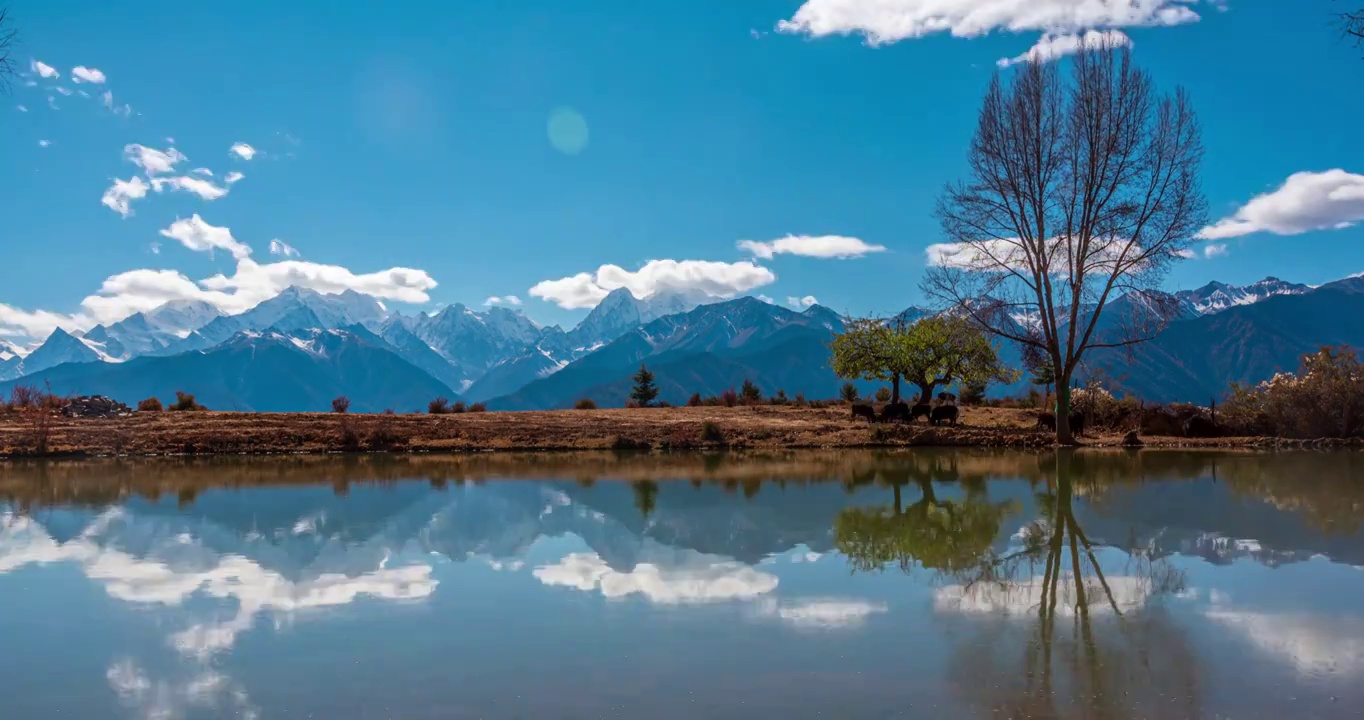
1069,412,1086,438
910,404,933,422
930,405,959,426
1183,415,1219,438
880,402,910,424
1037,412,1057,432
851,403,876,423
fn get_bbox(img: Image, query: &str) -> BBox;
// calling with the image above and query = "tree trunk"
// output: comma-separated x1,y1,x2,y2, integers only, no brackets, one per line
916,382,936,405
891,373,902,405
1055,379,1077,445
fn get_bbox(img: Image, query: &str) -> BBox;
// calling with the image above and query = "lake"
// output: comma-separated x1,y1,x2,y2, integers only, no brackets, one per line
2,450,1363,719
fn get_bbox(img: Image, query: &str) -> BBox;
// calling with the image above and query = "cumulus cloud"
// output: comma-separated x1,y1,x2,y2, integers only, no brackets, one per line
1199,170,1364,240
124,143,187,176
776,0,1200,46
30,59,59,79
100,177,150,218
530,259,776,310
71,66,107,83
159,215,254,259
229,142,257,160
269,239,300,258
787,295,818,309
738,234,886,260
997,29,1131,67
483,295,522,307
533,551,779,604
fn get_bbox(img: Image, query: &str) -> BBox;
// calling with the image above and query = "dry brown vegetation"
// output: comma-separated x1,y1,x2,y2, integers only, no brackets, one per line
0,404,1349,460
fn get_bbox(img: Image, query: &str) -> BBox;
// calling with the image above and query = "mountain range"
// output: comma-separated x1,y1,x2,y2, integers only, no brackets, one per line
0,274,1359,410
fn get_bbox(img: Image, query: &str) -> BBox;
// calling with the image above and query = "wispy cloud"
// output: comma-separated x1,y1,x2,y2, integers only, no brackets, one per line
37,139,50,148
71,66,107,84
160,215,253,259
152,175,229,201
124,143,187,176
101,90,133,117
15,104,27,112
786,295,818,309
268,239,300,258
997,29,1131,68
100,177,150,218
30,59,59,79
229,142,257,160
224,171,244,184
483,295,522,307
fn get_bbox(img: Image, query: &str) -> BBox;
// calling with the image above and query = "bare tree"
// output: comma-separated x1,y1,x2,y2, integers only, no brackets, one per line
925,38,1206,444
1345,7,1364,47
0,8,16,94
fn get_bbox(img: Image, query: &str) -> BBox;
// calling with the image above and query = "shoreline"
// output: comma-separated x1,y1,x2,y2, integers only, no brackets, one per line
1,406,1356,460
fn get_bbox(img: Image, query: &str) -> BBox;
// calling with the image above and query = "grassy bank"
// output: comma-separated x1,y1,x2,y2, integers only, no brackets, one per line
1,405,1350,459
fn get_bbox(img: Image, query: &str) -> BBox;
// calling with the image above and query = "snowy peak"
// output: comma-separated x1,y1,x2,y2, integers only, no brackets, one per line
20,327,105,376
568,288,717,349
1176,277,1310,316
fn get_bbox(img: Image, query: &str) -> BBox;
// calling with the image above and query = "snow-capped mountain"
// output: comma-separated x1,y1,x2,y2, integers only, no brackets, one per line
1174,277,1310,317
12,327,106,377
0,342,24,382
172,287,389,354
567,287,713,350
412,303,543,374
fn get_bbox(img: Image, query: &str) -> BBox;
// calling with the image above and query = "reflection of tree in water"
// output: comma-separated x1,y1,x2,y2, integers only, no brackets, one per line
632,480,659,519
835,452,1200,719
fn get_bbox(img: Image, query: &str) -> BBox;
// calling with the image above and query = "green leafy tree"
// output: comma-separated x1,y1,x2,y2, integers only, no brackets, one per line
630,364,659,407
831,317,908,404
1022,344,1056,409
833,315,1017,405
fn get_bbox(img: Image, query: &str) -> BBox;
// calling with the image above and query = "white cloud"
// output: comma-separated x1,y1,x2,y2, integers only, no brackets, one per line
71,65,107,83
754,597,887,629
533,551,779,604
776,0,1200,46
224,171,244,184
47,96,58,110
100,177,151,218
102,90,133,117
1173,248,1197,259
153,175,230,201
738,234,886,260
124,143,187,176
53,86,72,96
483,295,523,307
192,168,214,177
30,59,59,79
1199,170,1364,240
15,104,27,112
159,215,253,259
37,139,51,148
1203,243,1228,258
756,294,776,304
269,239,300,258
530,259,777,310
1205,608,1364,677
149,242,161,255
934,575,1154,616
229,142,257,160
997,29,1131,67
786,295,818,309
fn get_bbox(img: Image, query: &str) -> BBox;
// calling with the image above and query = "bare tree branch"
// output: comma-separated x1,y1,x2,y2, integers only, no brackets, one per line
925,36,1207,443
0,8,17,95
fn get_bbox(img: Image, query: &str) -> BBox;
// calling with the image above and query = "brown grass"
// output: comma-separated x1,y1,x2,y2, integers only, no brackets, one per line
0,405,1354,459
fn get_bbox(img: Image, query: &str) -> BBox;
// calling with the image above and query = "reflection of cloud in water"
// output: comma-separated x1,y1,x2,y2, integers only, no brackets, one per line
755,597,887,629
934,575,1154,616
108,657,259,720
534,547,778,604
1206,608,1364,677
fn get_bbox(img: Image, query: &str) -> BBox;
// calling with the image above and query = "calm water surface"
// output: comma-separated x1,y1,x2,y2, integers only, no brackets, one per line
2,450,1363,719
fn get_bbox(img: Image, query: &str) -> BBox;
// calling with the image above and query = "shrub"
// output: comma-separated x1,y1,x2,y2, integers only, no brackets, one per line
770,389,789,406
428,397,450,414
839,382,860,403
793,392,807,407
1221,346,1364,438
874,387,892,403
468,402,487,413
721,387,739,407
383,408,396,415
740,379,762,405
170,391,205,412
701,421,725,444
575,398,598,410
687,393,702,407
331,396,351,414
8,385,42,410
624,400,642,409
451,401,466,413
137,397,164,412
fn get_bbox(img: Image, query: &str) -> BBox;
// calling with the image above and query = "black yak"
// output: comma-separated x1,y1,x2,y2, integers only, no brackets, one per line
931,405,959,426
851,403,876,423
880,402,910,424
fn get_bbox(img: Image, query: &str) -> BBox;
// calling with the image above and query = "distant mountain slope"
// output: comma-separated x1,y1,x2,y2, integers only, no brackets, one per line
12,328,105,377
488,298,850,410
0,328,455,412
1092,277,1364,402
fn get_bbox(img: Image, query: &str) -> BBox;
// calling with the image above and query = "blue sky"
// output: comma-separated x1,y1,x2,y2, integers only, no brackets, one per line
4,0,1364,345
